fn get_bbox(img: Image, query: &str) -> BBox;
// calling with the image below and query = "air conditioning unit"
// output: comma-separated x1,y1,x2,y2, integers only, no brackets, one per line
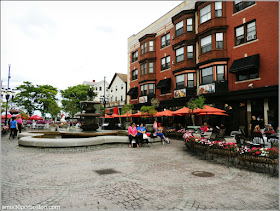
172,36,174,40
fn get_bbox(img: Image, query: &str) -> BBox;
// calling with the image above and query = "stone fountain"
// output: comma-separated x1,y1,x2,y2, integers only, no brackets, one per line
75,87,101,131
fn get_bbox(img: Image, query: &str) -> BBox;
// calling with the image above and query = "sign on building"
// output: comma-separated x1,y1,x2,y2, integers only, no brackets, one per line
174,89,186,98
139,96,148,103
199,83,215,95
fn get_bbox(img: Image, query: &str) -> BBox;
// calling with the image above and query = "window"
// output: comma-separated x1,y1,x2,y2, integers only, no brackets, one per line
201,66,213,84
141,84,147,96
115,96,117,101
234,1,255,13
235,20,256,46
176,74,185,89
149,41,154,51
148,84,154,94
144,43,147,53
115,86,117,91
121,84,124,89
149,62,154,73
216,33,223,49
215,2,222,17
175,21,184,37
141,63,147,75
161,33,170,48
121,95,123,101
187,45,193,59
216,65,225,81
200,4,211,24
187,18,193,32
237,71,258,81
141,44,144,55
111,89,113,92
201,35,212,54
132,69,138,80
161,56,170,71
99,87,102,91
187,73,194,88
176,47,184,63
132,51,138,62
247,21,256,41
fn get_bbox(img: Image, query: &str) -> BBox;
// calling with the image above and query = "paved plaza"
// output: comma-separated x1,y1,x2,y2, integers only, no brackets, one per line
1,134,279,210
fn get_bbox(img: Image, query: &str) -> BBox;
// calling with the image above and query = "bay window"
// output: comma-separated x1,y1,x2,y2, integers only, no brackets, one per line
149,62,154,73
215,2,222,17
216,33,223,49
176,47,184,63
201,35,212,54
187,18,193,32
216,65,225,81
175,21,184,37
148,84,154,94
176,74,185,89
200,4,211,24
187,73,194,88
187,45,193,59
141,84,147,96
149,41,154,51
201,66,213,84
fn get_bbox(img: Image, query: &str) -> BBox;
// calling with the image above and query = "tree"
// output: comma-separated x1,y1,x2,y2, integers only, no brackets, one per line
60,84,93,118
140,105,157,118
49,101,61,120
187,96,206,126
13,81,38,116
121,104,133,115
35,85,58,118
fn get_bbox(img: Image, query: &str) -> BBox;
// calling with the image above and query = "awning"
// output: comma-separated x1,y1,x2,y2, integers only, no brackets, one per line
127,87,138,95
156,78,171,89
229,54,259,73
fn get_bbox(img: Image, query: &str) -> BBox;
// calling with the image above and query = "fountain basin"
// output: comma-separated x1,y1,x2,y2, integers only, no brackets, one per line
18,131,161,148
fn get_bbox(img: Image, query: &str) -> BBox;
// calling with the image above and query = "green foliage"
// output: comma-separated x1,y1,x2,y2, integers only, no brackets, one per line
60,84,94,118
187,96,206,111
140,105,157,117
48,101,61,120
13,81,37,116
121,104,133,115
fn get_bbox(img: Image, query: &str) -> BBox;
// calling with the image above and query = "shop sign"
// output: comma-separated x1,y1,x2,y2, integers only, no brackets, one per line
174,89,186,98
139,96,147,103
199,83,215,95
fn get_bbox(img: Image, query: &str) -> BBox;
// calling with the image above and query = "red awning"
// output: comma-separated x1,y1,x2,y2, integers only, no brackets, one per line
173,107,191,115
153,110,173,117
193,105,226,114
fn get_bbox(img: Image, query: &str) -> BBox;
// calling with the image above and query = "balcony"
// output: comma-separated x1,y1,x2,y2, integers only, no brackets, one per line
139,51,156,62
198,17,226,35
139,73,156,82
199,50,227,64
174,59,196,71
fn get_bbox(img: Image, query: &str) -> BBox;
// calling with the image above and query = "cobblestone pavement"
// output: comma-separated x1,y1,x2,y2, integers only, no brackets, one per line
1,134,279,210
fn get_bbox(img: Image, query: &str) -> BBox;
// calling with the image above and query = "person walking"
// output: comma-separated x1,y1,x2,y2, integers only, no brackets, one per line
16,116,23,133
128,123,138,148
153,120,158,137
9,116,18,139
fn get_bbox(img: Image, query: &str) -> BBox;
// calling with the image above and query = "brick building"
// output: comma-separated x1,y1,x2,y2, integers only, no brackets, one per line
127,1,279,132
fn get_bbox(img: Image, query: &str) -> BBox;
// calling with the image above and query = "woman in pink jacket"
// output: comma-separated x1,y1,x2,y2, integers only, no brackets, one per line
128,123,138,148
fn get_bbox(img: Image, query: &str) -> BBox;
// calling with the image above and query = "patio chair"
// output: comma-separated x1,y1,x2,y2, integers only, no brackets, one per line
250,132,265,148
267,134,279,148
217,129,226,141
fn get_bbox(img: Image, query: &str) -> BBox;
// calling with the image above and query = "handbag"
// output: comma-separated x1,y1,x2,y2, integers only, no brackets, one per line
143,134,148,139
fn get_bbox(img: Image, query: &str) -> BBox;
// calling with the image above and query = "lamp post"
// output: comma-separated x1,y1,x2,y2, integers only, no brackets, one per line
103,76,106,118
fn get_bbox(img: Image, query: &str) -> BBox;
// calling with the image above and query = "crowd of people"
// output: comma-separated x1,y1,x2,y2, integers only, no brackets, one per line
250,115,278,137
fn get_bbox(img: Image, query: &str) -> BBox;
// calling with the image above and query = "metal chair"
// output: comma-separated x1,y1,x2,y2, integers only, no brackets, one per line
267,134,279,148
250,132,265,148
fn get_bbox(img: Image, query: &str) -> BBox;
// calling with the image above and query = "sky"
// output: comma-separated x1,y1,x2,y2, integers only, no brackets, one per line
1,1,183,92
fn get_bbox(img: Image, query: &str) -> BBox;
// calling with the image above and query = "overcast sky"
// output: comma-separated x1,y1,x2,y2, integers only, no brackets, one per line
1,1,183,91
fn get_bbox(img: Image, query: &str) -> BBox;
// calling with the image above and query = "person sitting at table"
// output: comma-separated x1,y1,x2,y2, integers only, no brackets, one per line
177,123,184,130
264,125,276,134
200,122,208,133
253,125,262,135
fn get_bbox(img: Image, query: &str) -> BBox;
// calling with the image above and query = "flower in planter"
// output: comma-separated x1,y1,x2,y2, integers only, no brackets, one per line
267,147,279,159
26,120,32,124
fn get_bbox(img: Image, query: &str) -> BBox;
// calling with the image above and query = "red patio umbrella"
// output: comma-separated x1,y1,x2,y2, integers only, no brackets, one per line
172,107,191,115
1,114,12,119
120,112,132,117
111,113,120,118
198,112,229,116
193,105,226,114
131,111,150,117
153,110,174,117
29,115,43,120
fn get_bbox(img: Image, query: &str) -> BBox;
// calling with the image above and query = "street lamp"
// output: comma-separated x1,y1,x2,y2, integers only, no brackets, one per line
2,88,16,125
